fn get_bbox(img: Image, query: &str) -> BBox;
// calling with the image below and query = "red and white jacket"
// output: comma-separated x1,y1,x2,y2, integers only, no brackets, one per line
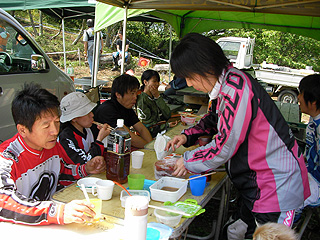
0,133,87,225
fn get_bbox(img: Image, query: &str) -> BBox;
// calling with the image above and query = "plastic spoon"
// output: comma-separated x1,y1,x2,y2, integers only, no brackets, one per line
80,183,90,202
113,181,132,196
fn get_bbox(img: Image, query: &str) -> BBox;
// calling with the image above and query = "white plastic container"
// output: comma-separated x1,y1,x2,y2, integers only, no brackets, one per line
120,190,150,208
154,208,182,227
149,177,188,202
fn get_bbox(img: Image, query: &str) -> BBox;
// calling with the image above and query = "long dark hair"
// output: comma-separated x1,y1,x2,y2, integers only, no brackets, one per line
140,69,160,91
170,33,230,80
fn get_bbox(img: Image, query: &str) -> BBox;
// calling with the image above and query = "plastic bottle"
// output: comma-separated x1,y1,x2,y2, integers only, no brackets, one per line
66,65,75,81
105,119,131,183
124,196,149,240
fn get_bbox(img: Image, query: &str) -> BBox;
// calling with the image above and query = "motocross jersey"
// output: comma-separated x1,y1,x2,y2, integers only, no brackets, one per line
136,92,171,137
57,123,104,186
0,133,87,225
182,66,310,213
305,114,320,184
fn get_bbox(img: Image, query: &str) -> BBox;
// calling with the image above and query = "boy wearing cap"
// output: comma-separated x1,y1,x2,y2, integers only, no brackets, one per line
58,92,111,187
0,83,106,225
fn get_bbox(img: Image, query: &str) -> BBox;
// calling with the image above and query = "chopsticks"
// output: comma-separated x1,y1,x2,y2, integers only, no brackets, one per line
148,204,190,216
183,172,216,181
93,121,115,131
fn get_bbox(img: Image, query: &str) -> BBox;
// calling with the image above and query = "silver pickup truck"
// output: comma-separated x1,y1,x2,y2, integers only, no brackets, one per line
0,9,75,142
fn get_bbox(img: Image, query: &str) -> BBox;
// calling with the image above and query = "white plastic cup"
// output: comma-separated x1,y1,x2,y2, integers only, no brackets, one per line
92,179,115,200
131,151,145,169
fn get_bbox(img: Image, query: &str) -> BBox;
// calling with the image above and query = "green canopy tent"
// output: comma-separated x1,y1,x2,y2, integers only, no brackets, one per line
94,0,320,40
94,0,320,76
0,1,163,86
0,0,98,73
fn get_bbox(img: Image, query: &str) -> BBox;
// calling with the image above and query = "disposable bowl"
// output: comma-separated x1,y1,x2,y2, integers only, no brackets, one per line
180,114,196,125
154,208,182,227
120,189,150,208
77,177,101,192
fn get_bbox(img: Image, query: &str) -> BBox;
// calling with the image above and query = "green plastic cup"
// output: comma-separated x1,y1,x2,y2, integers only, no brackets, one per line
128,174,145,190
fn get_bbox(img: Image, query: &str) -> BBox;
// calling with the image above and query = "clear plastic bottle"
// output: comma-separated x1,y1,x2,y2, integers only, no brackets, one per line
105,119,131,183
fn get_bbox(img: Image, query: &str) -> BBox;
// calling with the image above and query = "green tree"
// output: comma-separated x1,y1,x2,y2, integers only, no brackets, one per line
207,28,320,72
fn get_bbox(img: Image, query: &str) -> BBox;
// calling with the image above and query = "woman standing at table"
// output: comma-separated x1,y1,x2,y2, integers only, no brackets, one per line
165,33,310,239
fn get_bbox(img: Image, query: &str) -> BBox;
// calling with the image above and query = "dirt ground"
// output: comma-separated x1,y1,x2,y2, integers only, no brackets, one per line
71,63,170,89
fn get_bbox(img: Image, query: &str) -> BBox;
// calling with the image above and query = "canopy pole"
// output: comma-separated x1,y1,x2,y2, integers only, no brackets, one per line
121,5,128,74
168,24,172,82
62,17,66,73
92,31,101,87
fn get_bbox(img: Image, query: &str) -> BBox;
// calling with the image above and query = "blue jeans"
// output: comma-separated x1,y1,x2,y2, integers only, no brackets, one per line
112,51,128,66
87,53,101,75
87,55,93,74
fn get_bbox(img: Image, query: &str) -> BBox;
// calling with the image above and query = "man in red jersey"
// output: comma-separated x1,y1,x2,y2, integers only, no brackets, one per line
0,83,106,225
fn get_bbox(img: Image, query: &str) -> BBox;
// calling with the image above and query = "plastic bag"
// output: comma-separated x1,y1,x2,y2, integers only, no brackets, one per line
154,133,172,160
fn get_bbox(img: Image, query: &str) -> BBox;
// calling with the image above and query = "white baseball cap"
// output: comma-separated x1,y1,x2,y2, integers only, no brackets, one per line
60,92,97,123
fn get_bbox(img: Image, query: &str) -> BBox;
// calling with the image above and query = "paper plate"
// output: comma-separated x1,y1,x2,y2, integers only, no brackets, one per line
77,177,101,192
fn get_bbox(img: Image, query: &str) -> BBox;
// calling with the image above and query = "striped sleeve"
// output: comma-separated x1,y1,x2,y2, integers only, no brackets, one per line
0,157,65,225
183,70,253,173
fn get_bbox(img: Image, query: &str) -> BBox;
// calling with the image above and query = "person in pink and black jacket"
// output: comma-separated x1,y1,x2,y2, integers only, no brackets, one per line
165,33,310,239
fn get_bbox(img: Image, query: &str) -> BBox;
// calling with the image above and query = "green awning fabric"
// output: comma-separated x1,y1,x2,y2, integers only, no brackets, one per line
94,0,320,40
95,3,152,31
0,0,95,11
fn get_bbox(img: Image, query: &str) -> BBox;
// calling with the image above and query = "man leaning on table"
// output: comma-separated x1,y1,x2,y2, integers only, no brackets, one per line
0,83,106,225
94,74,153,149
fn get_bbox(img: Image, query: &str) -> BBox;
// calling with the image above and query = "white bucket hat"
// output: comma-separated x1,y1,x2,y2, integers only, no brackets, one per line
60,92,97,123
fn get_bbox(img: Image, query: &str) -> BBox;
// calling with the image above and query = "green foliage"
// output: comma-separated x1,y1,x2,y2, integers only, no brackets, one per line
209,28,320,71
126,22,178,62
10,10,320,71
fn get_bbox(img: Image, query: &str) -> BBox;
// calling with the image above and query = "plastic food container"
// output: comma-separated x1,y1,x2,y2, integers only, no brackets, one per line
120,189,150,208
149,177,188,202
147,223,173,240
154,153,181,179
154,208,182,227
180,114,197,125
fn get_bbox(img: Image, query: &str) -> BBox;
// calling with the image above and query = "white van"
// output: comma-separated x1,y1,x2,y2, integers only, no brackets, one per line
0,9,75,142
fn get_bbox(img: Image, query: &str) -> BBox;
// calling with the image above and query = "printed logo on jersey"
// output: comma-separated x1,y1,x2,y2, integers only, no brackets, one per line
193,72,245,161
1,150,18,163
30,172,56,201
49,202,58,218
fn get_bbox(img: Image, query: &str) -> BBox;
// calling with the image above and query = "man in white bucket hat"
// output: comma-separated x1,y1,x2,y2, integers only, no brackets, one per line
58,91,111,188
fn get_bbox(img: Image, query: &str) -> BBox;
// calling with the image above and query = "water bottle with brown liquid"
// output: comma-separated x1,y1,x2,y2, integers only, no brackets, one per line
105,119,131,183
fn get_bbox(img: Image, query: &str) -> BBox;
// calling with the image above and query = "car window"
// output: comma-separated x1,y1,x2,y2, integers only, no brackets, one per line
0,19,45,74
218,41,241,60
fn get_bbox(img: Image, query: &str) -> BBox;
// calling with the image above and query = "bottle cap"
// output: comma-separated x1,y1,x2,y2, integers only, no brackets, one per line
125,196,149,216
117,119,124,128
